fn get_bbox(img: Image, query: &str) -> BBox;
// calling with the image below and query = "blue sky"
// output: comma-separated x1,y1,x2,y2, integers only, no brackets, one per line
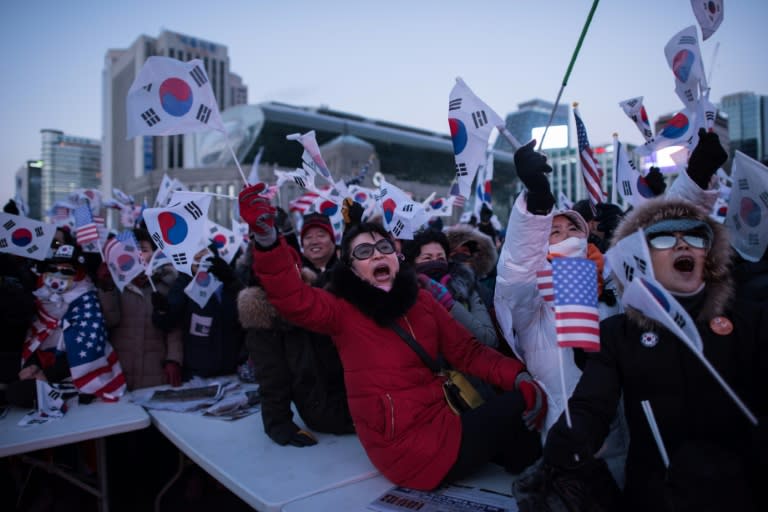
1,0,766,205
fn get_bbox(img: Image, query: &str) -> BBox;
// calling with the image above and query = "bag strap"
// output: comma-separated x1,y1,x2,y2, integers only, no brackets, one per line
389,322,442,374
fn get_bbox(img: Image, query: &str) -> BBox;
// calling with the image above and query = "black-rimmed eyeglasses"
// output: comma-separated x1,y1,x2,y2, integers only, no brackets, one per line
351,239,396,260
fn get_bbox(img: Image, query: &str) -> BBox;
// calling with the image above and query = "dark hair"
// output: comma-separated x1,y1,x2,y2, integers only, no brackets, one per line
401,228,450,264
340,222,392,265
572,199,595,222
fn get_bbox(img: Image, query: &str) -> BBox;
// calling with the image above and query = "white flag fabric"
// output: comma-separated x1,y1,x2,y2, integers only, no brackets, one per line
619,97,653,142
102,237,146,292
204,220,240,264
126,57,225,138
448,77,504,198
557,191,574,211
247,146,265,186
0,213,57,261
726,151,768,262
622,276,703,352
664,26,707,108
184,256,222,309
605,228,655,290
142,195,211,275
275,167,319,193
690,0,723,41
375,178,429,240
614,136,655,208
634,108,698,157
155,174,173,207
287,131,350,198
423,195,455,218
347,185,379,221
146,248,172,278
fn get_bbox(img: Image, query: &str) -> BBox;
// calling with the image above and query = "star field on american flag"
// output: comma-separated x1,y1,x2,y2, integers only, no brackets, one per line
62,290,126,398
552,257,600,352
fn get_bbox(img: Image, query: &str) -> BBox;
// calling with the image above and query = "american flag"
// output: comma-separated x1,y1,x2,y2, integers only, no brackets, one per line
116,229,139,247
59,290,126,399
536,269,554,304
289,191,320,214
573,106,606,211
73,205,100,245
552,257,600,351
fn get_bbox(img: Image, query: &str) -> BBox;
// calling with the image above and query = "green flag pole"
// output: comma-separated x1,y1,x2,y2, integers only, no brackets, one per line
538,0,601,151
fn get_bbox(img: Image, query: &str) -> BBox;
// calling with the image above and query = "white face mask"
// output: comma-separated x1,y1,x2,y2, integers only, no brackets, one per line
549,236,587,258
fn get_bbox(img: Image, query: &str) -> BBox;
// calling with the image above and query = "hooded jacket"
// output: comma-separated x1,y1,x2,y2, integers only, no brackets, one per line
545,197,768,511
251,238,528,490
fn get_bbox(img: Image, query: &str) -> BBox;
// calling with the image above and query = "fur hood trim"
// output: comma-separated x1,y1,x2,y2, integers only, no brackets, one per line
237,286,278,329
444,225,498,278
329,264,419,326
611,196,733,328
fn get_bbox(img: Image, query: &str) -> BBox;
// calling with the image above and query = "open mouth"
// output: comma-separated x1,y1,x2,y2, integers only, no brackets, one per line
373,263,391,282
673,256,695,272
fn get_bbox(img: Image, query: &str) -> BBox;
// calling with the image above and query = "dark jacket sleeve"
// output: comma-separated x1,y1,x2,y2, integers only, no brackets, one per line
245,328,297,440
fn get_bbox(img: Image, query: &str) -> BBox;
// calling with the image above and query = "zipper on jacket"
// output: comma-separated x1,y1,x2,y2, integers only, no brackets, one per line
385,392,395,438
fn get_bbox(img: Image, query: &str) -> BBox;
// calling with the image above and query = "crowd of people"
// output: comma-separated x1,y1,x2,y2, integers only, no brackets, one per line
1,128,766,511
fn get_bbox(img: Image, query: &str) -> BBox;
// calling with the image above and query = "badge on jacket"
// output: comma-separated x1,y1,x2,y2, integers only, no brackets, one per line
640,331,659,348
709,316,733,335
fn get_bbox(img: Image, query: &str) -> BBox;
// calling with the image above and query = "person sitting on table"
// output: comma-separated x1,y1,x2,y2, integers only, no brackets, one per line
236,211,354,448
236,183,547,491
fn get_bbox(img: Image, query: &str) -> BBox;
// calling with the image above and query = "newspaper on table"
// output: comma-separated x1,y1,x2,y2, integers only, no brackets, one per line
130,377,260,419
369,483,518,512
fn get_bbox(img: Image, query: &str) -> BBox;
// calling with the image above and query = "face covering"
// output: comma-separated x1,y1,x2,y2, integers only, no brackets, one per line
414,259,449,281
548,236,587,259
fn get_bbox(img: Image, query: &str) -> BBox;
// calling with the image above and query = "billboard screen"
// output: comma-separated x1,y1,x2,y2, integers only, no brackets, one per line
531,125,568,149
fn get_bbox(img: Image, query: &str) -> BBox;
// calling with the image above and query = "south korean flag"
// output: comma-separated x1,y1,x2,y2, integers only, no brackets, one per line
126,56,226,139
0,213,57,261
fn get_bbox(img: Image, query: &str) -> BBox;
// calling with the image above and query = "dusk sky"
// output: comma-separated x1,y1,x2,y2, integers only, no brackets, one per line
1,0,766,206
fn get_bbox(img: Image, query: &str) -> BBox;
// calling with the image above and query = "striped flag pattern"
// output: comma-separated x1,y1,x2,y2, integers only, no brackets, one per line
73,205,100,245
573,106,606,211
536,269,554,304
289,191,320,214
552,258,600,351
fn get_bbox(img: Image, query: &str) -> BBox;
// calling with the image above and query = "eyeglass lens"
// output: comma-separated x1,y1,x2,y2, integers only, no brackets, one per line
352,239,395,259
648,233,708,250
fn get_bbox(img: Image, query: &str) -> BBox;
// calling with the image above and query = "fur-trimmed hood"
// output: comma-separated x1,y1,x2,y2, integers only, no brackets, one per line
328,264,419,326
611,196,734,328
444,224,498,278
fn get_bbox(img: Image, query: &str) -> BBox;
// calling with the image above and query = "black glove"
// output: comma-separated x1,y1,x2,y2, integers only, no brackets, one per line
151,291,169,313
205,255,235,285
645,166,667,196
275,207,294,237
514,140,554,214
342,197,365,230
479,203,493,223
513,458,620,512
269,423,318,447
594,203,624,238
687,128,728,189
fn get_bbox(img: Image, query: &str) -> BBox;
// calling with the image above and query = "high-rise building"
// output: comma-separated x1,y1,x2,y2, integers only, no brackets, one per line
14,160,44,220
34,129,100,218
102,29,246,202
494,99,570,152
719,91,768,164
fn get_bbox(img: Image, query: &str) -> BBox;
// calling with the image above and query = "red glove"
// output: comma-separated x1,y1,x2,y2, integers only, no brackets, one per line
238,183,277,246
163,360,182,387
516,372,547,431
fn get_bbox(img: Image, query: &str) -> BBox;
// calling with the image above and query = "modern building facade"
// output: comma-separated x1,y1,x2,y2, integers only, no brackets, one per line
102,29,247,208
719,91,768,164
32,129,101,218
494,99,570,153
14,160,44,220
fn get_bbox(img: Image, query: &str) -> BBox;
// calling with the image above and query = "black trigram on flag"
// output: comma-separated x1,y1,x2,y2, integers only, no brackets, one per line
391,220,405,237
34,226,44,237
471,110,489,129
196,105,212,123
738,178,749,191
0,239,7,248
189,66,208,87
682,89,695,103
449,98,462,111
679,35,696,45
184,201,203,220
748,233,759,246
142,108,161,127
151,233,165,250
293,176,306,189
759,191,768,208
26,244,40,254
705,111,716,123
172,253,188,266
3,219,16,230
402,204,413,213
622,262,634,282
455,163,468,177
142,83,153,92
622,181,632,196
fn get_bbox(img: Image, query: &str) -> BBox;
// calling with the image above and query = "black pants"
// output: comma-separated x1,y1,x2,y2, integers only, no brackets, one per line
444,389,542,482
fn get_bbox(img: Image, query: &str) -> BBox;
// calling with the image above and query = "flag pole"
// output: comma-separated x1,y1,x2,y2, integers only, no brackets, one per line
611,133,620,205
641,400,670,468
227,142,249,185
538,0,601,151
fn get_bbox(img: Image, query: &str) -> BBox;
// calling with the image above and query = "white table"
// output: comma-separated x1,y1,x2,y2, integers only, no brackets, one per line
148,406,380,512
0,399,151,512
281,463,518,511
